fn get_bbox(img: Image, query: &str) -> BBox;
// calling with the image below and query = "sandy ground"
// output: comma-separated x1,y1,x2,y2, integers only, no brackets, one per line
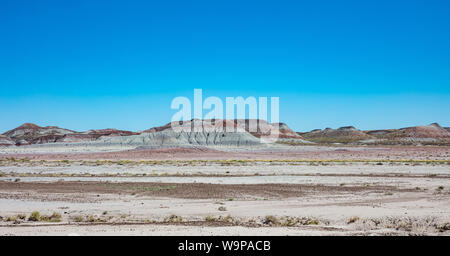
1,144,449,160
0,145,449,236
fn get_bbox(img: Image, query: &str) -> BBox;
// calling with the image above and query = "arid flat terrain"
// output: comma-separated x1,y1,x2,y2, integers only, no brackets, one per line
1,120,449,235
0,144,449,236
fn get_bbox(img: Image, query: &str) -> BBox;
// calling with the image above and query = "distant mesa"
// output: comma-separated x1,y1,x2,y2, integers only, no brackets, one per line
2,123,75,146
1,120,307,147
363,123,450,145
1,121,449,147
299,123,450,145
1,123,138,146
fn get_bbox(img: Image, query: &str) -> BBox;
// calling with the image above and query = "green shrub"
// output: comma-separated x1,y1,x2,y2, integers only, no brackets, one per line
264,215,279,225
28,211,41,221
347,216,360,224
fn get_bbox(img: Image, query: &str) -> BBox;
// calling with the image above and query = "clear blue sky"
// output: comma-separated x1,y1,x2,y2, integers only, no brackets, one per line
1,0,449,132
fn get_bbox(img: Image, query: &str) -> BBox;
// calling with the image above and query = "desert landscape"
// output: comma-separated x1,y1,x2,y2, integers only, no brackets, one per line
0,119,449,236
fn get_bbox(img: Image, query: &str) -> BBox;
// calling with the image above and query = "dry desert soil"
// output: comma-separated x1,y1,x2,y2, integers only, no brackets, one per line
0,144,449,236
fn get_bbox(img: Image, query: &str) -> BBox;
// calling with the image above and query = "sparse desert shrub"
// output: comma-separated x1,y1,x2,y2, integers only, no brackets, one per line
40,212,62,222
300,217,319,225
437,223,450,232
263,215,279,225
347,216,360,224
264,216,319,226
281,217,298,227
73,216,84,222
204,215,217,222
218,206,227,211
86,215,104,223
166,214,183,223
50,212,61,222
28,211,41,221
222,215,233,223
6,216,18,222
17,214,26,220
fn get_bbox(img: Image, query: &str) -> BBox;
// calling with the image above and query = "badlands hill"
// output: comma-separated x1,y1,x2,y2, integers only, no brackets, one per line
104,119,308,147
1,119,307,147
299,126,373,144
298,123,450,145
2,123,139,146
365,123,450,145
2,121,449,147
2,123,76,145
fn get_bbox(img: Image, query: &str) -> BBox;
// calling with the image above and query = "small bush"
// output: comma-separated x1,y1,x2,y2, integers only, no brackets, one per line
300,217,319,225
166,214,183,223
218,206,227,211
6,216,18,222
281,217,298,227
28,211,41,221
437,223,450,232
347,216,360,224
264,215,279,225
74,216,84,222
87,215,105,223
204,215,217,222
222,215,233,223
40,212,62,222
